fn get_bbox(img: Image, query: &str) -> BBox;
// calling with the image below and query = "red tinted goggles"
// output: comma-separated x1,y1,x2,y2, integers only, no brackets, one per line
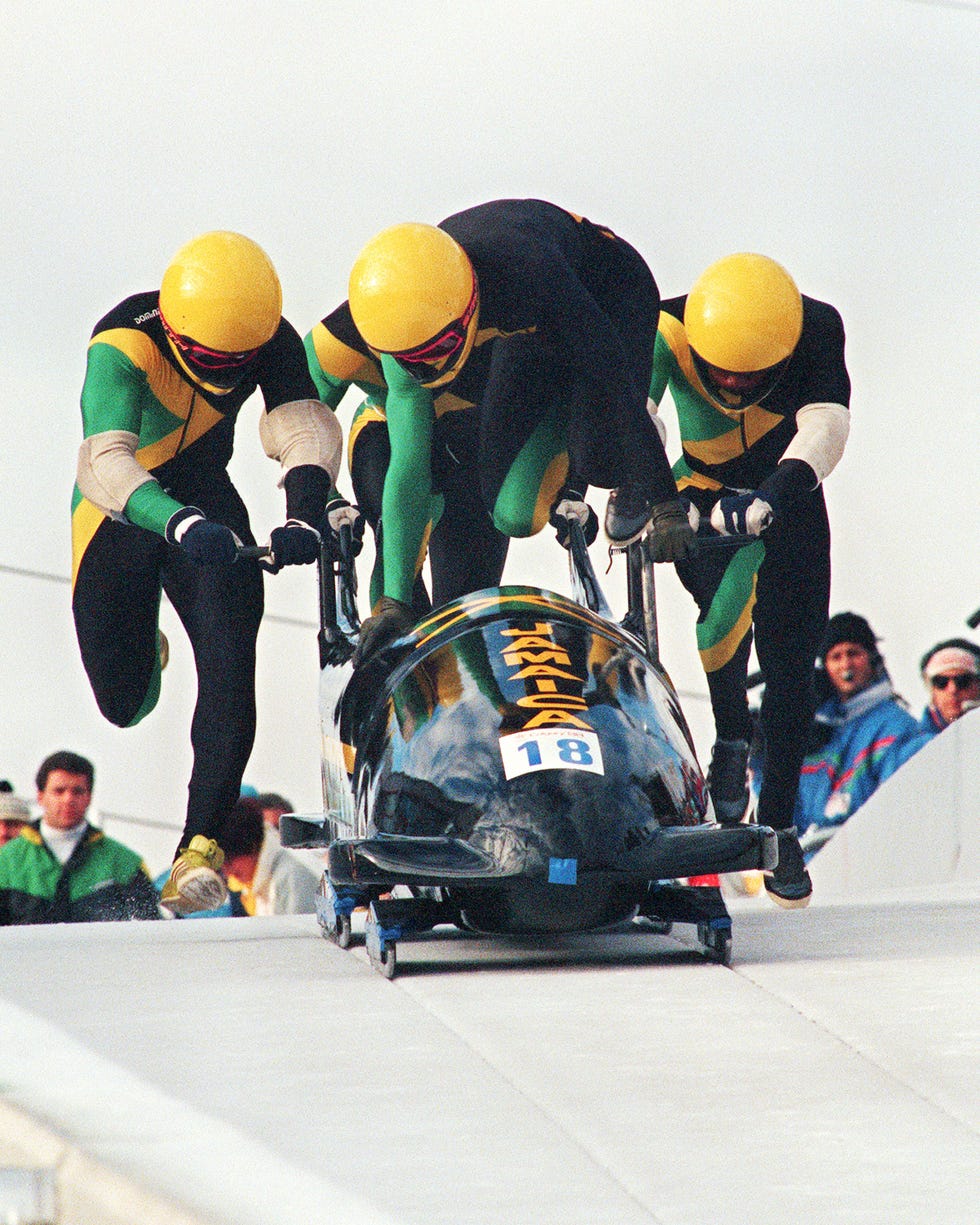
161,312,260,372
391,280,477,381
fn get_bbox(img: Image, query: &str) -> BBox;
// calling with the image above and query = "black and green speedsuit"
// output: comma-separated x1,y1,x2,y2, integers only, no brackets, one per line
306,198,674,612
73,292,331,851
651,293,851,830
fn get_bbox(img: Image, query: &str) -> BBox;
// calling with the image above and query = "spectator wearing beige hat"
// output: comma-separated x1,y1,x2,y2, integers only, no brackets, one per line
0,789,31,848
917,639,980,737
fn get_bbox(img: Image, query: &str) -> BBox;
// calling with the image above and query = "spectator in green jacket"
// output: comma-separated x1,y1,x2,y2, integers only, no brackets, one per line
0,751,160,925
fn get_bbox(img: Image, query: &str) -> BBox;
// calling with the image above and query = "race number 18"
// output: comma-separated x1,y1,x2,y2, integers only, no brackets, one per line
499,729,604,779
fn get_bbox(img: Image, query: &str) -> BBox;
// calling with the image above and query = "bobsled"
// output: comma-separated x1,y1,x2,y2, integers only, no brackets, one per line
280,520,776,977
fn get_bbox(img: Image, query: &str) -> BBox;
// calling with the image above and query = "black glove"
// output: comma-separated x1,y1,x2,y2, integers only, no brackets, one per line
351,597,414,668
646,499,699,562
549,490,599,549
323,498,366,561
165,507,239,566
265,520,321,573
710,492,775,537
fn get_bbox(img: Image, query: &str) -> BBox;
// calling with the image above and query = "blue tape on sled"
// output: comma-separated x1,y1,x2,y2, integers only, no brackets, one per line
548,857,578,885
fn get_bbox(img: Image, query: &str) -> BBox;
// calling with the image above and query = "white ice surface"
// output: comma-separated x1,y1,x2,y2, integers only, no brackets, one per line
1,885,978,1225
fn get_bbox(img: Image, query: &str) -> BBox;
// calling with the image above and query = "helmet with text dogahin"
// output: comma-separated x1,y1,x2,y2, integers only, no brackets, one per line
159,231,281,392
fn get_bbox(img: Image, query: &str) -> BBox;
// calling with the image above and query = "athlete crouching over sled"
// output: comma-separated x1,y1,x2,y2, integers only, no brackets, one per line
305,199,696,666
649,254,851,907
72,232,349,915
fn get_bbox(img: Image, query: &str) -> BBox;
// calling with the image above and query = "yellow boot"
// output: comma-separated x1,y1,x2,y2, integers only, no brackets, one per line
160,835,227,915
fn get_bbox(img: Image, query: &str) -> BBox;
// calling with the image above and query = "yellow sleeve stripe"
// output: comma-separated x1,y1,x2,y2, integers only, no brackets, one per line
311,322,383,386
657,312,702,389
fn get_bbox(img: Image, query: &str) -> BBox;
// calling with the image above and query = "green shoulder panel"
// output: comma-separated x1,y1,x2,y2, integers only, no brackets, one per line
82,331,190,447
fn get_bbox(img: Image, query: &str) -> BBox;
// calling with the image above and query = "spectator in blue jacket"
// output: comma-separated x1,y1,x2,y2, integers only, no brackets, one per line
916,639,980,738
795,613,924,858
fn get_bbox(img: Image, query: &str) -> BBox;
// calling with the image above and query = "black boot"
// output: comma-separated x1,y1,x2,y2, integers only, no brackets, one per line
765,828,813,909
604,485,656,546
706,738,750,825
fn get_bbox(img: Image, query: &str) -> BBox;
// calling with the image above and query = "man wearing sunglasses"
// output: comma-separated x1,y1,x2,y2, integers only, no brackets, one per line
305,199,693,663
917,640,980,736
791,613,925,862
72,231,346,914
648,253,852,907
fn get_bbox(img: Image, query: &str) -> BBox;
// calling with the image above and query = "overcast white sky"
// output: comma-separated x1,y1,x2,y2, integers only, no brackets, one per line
1,1,977,871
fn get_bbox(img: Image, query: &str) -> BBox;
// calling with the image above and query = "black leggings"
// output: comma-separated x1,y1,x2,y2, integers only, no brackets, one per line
351,413,510,614
478,233,673,502
72,481,263,853
675,493,831,830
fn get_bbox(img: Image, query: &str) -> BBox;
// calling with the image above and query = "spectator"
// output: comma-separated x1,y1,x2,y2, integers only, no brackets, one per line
795,613,923,858
0,751,160,924
916,639,980,738
217,798,318,915
0,792,31,848
256,791,294,831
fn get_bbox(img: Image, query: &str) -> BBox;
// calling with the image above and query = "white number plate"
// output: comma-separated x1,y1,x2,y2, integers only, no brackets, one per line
499,729,604,780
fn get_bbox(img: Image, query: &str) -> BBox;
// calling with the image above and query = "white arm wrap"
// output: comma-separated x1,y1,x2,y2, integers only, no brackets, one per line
782,403,850,483
259,399,343,487
646,396,668,448
76,430,154,516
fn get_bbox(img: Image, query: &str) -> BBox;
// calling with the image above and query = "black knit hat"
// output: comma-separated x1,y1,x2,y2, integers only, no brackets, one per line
820,612,880,663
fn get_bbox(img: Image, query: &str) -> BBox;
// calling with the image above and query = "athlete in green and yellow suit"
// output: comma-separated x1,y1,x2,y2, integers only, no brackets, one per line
306,200,695,664
72,232,344,913
649,253,851,907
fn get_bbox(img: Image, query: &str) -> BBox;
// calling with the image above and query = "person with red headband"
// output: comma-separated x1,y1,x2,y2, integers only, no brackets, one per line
916,639,980,737
305,199,693,662
72,231,350,914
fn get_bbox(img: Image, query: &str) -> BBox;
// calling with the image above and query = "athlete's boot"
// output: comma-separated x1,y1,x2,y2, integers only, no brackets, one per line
160,835,227,915
765,828,813,909
706,738,751,825
604,486,657,546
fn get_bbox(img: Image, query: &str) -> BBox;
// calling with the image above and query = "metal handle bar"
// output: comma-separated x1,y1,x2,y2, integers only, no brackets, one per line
565,517,613,619
693,528,759,550
236,544,272,560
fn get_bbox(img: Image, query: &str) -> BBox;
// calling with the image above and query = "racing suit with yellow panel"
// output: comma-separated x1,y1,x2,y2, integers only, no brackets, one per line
650,294,850,831
306,198,675,613
73,292,340,849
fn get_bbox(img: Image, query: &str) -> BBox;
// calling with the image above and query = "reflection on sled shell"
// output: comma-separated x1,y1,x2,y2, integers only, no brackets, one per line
334,586,715,935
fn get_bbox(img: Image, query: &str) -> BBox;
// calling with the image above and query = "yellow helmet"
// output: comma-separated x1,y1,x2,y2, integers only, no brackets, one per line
684,253,803,410
348,222,479,388
159,232,282,391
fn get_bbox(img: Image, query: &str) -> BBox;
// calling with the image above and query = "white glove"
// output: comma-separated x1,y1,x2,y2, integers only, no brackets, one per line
326,501,362,534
